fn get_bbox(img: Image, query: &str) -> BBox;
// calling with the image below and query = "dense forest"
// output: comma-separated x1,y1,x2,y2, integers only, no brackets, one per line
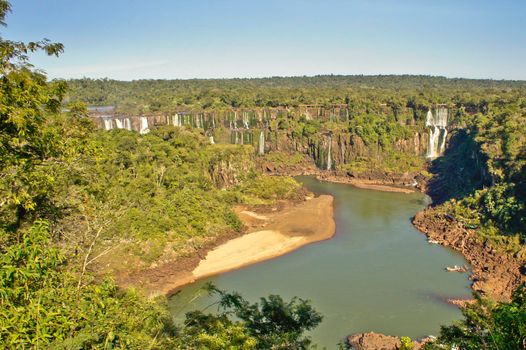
1,0,526,348
0,2,321,349
66,75,526,115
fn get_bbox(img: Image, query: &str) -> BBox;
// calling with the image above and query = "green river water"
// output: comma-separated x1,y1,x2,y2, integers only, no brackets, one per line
169,176,472,348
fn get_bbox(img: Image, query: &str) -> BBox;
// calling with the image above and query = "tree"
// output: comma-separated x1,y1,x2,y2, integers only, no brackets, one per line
424,286,526,350
0,0,66,231
178,284,323,349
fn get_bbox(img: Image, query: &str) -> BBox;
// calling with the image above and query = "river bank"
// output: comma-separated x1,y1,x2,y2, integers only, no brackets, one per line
316,173,416,193
119,194,335,296
307,168,524,302
413,208,525,302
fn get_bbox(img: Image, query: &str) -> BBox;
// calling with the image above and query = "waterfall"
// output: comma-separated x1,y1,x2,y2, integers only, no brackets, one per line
115,119,123,129
174,114,181,127
258,131,265,155
439,128,448,155
124,118,132,130
243,112,250,129
327,141,332,170
426,108,448,158
103,118,113,130
209,136,215,144
139,117,150,134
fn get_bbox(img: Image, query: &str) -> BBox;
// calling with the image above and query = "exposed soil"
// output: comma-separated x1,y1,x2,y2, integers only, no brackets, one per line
347,332,433,350
116,229,245,297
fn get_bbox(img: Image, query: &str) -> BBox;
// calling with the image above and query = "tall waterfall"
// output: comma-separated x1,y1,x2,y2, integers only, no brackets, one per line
171,114,182,127
139,117,150,134
112,118,132,130
327,141,332,170
258,131,265,155
426,108,448,158
124,118,132,130
103,118,113,130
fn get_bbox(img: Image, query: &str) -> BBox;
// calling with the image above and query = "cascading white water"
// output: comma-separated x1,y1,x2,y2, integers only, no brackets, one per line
327,141,332,170
209,136,215,144
172,114,181,127
243,112,250,129
124,118,132,130
426,108,448,158
139,117,150,134
258,131,265,155
103,118,113,130
115,119,123,129
439,128,448,155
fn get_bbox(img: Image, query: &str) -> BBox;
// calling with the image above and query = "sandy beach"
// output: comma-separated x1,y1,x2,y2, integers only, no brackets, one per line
181,194,335,290
128,194,336,296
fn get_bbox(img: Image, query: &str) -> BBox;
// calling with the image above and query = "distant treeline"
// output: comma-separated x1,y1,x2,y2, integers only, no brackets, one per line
66,75,526,114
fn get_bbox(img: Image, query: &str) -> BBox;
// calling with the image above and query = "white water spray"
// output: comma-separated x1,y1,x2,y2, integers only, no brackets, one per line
426,108,448,158
103,118,113,130
139,117,150,134
258,131,265,155
327,141,332,170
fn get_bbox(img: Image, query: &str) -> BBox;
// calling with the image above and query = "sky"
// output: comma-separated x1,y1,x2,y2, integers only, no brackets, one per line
3,0,526,80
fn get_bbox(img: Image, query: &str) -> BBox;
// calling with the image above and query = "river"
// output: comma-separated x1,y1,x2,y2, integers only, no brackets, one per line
169,176,471,348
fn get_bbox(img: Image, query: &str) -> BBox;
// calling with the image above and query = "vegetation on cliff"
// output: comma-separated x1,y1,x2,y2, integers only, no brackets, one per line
428,96,526,253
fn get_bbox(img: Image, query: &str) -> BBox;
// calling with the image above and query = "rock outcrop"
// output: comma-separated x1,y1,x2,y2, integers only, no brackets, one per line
413,208,525,302
347,332,432,350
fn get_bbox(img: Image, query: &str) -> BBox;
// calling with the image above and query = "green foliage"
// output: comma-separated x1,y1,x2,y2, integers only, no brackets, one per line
399,336,414,350
238,175,302,204
66,76,526,114
433,97,526,243
0,220,177,349
425,286,526,350
261,151,310,168
348,114,412,149
177,284,323,349
338,150,423,174
0,4,314,348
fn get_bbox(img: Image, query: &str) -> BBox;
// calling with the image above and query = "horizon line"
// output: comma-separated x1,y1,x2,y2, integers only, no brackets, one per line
56,73,526,83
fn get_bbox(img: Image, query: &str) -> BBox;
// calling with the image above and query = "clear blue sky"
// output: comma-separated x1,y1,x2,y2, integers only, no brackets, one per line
4,0,526,80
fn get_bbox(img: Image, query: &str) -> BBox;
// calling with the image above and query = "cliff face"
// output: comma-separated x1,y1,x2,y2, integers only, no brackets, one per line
207,146,255,189
90,106,457,178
